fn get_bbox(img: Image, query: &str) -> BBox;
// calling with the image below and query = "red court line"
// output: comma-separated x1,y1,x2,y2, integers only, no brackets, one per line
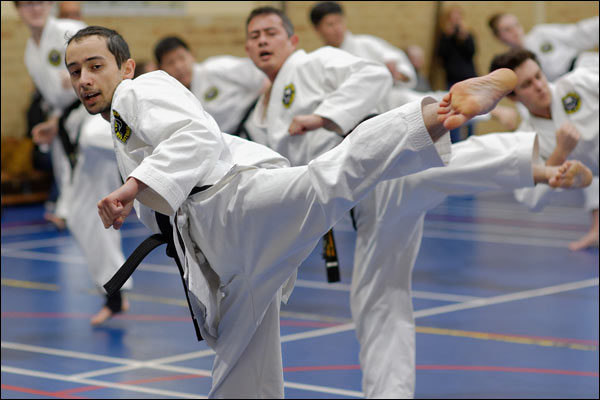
52,373,209,396
280,320,342,328
1,311,191,322
416,365,599,377
1,384,88,399
1,312,341,328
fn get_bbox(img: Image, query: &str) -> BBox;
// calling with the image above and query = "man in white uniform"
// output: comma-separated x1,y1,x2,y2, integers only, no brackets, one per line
153,36,268,135
488,13,599,82
64,22,537,397
491,48,599,251
309,1,421,113
245,7,593,398
15,1,130,324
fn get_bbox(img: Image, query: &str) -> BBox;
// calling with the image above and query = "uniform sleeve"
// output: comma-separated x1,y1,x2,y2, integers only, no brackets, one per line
211,56,266,95
312,48,393,134
541,17,599,52
123,80,228,214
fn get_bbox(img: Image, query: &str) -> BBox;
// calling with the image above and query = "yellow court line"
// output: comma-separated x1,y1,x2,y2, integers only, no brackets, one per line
1,278,59,291
416,326,598,351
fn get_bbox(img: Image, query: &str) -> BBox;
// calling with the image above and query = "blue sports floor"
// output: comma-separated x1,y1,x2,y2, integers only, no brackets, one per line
1,191,598,398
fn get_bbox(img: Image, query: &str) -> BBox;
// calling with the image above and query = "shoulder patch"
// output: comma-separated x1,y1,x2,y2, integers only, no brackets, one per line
204,86,219,101
561,92,581,114
540,42,553,53
48,49,61,66
113,110,132,143
282,83,295,108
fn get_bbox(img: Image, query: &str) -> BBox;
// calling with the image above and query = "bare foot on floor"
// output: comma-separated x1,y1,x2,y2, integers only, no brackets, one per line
44,212,66,230
438,68,518,131
90,296,129,326
568,229,599,251
548,160,593,189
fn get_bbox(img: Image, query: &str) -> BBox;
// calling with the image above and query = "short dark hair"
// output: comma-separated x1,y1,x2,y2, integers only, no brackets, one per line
66,26,130,68
490,48,540,95
154,36,190,65
310,1,343,26
488,13,506,36
246,6,294,37
490,48,539,73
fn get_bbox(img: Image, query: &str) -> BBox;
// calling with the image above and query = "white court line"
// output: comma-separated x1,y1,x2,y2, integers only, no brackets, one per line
423,229,574,247
0,365,205,399
3,277,596,397
413,277,599,319
277,277,600,343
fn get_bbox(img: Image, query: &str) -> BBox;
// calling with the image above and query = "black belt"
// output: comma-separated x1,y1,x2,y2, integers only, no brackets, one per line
103,185,211,341
57,99,83,175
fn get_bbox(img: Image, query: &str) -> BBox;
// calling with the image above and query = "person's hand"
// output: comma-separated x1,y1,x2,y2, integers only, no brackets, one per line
289,114,326,136
31,116,59,144
555,122,580,156
385,61,410,83
289,114,342,136
98,177,145,230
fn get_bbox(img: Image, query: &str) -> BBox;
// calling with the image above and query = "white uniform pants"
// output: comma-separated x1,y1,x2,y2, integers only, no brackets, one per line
172,100,444,398
66,144,130,291
351,131,537,398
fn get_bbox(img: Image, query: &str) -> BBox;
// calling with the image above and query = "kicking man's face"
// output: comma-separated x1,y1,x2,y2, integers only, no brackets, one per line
65,35,134,120
511,58,551,115
314,13,346,48
495,14,524,48
159,46,195,89
246,13,298,80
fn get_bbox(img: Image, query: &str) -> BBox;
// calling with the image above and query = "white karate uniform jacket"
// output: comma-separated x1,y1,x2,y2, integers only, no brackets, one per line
524,16,599,82
256,47,392,166
514,56,599,212
109,70,446,398
190,56,266,134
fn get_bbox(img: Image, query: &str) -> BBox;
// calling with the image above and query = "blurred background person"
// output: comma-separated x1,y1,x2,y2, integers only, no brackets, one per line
437,5,478,143
57,0,81,20
488,13,598,82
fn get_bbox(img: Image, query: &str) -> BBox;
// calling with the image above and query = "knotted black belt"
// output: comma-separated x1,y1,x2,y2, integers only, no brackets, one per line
103,185,211,341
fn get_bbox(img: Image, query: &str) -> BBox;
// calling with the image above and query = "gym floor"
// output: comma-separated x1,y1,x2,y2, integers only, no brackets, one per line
1,191,598,398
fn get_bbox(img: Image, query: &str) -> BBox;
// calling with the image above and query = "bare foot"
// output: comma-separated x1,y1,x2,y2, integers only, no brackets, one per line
90,306,113,326
90,295,129,326
438,69,518,131
568,229,599,251
44,212,66,231
548,160,593,189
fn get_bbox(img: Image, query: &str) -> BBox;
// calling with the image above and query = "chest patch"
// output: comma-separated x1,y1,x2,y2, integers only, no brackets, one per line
561,92,581,114
540,42,553,53
282,83,295,108
204,86,219,101
48,49,61,66
113,110,131,143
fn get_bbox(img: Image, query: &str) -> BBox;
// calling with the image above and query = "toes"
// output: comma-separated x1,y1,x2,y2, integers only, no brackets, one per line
443,114,467,131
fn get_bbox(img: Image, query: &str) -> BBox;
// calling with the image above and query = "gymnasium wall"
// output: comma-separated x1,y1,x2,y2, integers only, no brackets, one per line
1,1,598,139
